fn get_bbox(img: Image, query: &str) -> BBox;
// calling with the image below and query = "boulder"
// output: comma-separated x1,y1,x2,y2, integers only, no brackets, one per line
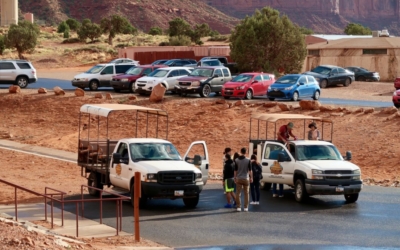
38,87,47,94
129,95,137,100
234,100,245,106
278,103,291,111
380,106,398,115
74,88,85,97
53,86,65,96
354,108,364,113
8,85,20,94
215,99,226,104
263,102,277,108
149,83,166,102
319,105,333,112
106,93,113,100
364,108,375,114
299,100,321,110
94,93,103,99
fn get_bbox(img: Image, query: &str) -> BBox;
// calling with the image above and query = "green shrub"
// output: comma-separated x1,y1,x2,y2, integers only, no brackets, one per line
168,35,191,46
208,35,228,41
0,35,5,55
159,41,169,46
57,21,69,33
63,28,70,38
148,26,162,36
62,37,80,44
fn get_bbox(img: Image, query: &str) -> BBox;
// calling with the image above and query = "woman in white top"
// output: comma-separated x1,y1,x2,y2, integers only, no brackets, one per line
308,122,320,140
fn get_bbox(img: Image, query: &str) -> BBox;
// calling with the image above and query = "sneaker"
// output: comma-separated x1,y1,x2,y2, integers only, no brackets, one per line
233,202,237,206
224,203,233,208
250,201,255,205
273,194,278,198
255,202,259,205
279,195,284,198
244,208,249,212
224,191,226,194
236,208,241,212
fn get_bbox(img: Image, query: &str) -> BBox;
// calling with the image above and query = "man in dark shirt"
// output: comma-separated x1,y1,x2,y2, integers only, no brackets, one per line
234,147,253,212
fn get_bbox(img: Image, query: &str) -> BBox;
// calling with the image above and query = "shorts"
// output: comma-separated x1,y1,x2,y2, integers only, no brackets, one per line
224,178,235,192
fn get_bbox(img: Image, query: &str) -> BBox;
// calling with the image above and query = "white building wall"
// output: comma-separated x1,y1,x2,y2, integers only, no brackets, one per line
0,0,18,26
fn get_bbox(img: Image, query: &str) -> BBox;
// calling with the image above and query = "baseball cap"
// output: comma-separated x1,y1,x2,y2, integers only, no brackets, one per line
288,122,294,128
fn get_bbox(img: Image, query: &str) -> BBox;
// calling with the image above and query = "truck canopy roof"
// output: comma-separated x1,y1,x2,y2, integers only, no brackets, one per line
80,104,168,117
251,113,332,123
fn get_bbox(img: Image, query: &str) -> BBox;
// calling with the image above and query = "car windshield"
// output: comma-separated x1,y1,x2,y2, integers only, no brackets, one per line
275,75,299,84
231,74,253,82
163,60,177,66
86,65,104,74
311,66,331,75
153,60,167,65
147,69,168,77
126,67,143,75
129,143,181,161
189,68,213,77
297,145,343,161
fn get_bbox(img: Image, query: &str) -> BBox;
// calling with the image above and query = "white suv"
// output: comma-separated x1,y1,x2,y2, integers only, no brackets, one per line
0,60,37,88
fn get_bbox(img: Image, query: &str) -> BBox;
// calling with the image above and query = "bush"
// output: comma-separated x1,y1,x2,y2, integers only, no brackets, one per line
66,18,80,31
159,41,169,46
148,26,162,36
208,35,228,41
62,37,80,44
0,35,5,55
168,35,191,46
63,28,70,38
57,21,69,33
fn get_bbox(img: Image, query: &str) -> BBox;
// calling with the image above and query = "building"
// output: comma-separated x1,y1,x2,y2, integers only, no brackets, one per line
0,0,18,26
305,34,373,45
304,37,400,81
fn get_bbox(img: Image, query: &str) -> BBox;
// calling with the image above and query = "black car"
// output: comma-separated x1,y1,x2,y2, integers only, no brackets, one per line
151,59,169,65
345,67,380,82
303,65,355,88
162,59,197,67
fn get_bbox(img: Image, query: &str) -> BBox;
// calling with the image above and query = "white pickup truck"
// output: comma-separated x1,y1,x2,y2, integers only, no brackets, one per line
77,104,209,208
249,113,362,203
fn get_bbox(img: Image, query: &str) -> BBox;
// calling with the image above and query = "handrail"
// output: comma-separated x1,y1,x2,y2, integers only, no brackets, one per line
0,178,135,238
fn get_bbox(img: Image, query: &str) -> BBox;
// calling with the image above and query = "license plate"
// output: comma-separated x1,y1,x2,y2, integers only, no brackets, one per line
174,190,184,196
336,187,344,192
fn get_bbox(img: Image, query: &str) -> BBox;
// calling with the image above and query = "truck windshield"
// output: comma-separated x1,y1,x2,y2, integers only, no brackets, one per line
126,67,143,75
189,69,213,77
296,145,343,161
86,65,104,74
129,143,182,161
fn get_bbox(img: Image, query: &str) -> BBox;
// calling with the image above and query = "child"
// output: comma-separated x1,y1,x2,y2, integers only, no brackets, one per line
250,154,262,205
223,153,236,208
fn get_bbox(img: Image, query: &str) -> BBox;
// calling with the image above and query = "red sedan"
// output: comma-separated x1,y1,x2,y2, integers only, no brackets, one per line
393,89,400,108
221,73,275,99
394,77,400,90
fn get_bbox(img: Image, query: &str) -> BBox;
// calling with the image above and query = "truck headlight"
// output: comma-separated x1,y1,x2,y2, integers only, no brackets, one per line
284,86,294,90
121,79,129,82
195,173,202,180
146,173,158,182
236,85,245,90
312,169,324,180
352,169,361,180
192,81,200,86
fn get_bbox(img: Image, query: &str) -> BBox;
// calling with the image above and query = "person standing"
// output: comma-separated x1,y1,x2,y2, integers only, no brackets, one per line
308,122,320,140
222,154,236,208
249,154,262,205
234,147,252,212
222,148,232,194
277,122,297,144
272,183,284,198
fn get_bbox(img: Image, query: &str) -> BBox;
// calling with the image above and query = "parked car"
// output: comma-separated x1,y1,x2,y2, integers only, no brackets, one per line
151,59,169,65
135,67,192,94
175,66,233,97
303,65,355,88
200,56,239,74
0,59,37,88
267,74,321,101
185,59,222,68
162,59,197,67
109,58,139,65
110,65,167,93
394,77,400,90
393,89,400,108
72,64,134,90
345,67,380,82
221,72,275,100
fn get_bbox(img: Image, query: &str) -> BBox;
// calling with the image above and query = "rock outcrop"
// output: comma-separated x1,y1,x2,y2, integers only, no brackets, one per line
150,83,166,102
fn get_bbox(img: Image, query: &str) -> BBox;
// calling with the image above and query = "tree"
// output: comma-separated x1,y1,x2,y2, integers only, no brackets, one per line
100,14,135,45
188,23,211,43
57,21,69,33
77,19,102,43
0,35,5,55
299,26,314,35
344,23,372,35
168,18,191,37
66,18,80,31
5,20,40,59
230,7,307,74
148,26,162,36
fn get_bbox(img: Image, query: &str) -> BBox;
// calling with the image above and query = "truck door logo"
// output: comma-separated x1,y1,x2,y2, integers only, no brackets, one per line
116,164,122,175
270,161,283,175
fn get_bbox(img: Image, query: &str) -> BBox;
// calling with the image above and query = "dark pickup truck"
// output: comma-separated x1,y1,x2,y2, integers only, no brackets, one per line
201,57,239,74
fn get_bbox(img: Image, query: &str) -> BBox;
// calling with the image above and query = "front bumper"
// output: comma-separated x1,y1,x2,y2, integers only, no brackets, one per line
110,80,130,90
175,85,201,94
222,89,246,97
142,182,203,198
367,76,380,82
393,95,400,105
305,179,362,195
135,85,153,94
267,90,291,99
71,80,90,88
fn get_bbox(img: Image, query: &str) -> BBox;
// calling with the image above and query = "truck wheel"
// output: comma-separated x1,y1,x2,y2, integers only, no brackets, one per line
245,89,253,100
16,76,29,88
89,80,99,91
295,179,308,203
262,182,272,191
344,193,359,203
88,172,103,197
129,82,135,93
200,84,211,98
130,183,147,208
183,194,199,208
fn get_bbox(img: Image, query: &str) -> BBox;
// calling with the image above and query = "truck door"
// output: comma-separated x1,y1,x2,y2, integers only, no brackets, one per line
110,142,131,190
183,141,209,185
211,69,224,92
261,142,296,186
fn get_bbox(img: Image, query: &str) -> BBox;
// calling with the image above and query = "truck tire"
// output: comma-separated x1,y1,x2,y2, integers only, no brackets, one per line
183,194,199,208
294,179,308,203
87,172,103,197
344,193,359,203
130,183,147,208
200,84,211,98
262,182,272,191
129,82,135,93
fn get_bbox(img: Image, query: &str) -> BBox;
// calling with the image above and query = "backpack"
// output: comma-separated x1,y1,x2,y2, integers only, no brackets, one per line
252,162,263,180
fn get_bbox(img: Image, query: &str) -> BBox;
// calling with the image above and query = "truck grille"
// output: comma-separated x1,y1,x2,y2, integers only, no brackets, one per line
179,82,191,86
158,171,195,184
325,170,352,180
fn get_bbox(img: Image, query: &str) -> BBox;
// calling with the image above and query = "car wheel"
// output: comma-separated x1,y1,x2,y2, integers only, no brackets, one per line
89,80,99,91
245,89,253,100
344,78,351,87
16,76,29,88
320,79,328,89
183,194,199,208
291,91,299,101
130,182,147,208
357,76,366,81
87,172,103,197
200,84,211,98
224,96,230,99
313,90,320,100
268,97,275,101
129,82,135,93
295,179,308,203
344,193,359,203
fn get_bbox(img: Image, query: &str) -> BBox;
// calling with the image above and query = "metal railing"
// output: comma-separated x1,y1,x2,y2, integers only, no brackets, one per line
0,178,140,238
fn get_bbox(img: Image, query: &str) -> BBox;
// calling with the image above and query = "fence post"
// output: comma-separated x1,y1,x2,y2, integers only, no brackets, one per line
134,172,141,242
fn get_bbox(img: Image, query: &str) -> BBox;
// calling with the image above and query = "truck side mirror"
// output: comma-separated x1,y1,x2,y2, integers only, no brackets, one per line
212,74,218,78
345,151,352,161
113,153,121,164
193,155,202,165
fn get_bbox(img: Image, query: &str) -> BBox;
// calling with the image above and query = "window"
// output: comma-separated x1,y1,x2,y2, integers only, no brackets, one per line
179,69,189,76
306,76,316,83
214,69,223,77
169,70,179,77
362,49,387,55
254,75,262,81
299,76,307,83
308,50,320,56
222,68,229,77
331,68,338,74
263,74,271,80
16,63,31,69
264,144,289,160
143,68,152,75
117,143,129,159
337,68,346,73
0,62,16,70
116,65,133,73
101,66,114,74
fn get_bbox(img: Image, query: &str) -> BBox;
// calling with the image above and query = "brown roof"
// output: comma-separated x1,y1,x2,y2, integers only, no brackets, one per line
307,37,400,49
251,113,332,123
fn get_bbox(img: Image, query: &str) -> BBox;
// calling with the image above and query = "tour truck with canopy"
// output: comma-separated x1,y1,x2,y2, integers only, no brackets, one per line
77,104,209,208
249,113,362,203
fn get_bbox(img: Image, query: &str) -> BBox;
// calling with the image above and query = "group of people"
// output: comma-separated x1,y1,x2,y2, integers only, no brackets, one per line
222,121,321,211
